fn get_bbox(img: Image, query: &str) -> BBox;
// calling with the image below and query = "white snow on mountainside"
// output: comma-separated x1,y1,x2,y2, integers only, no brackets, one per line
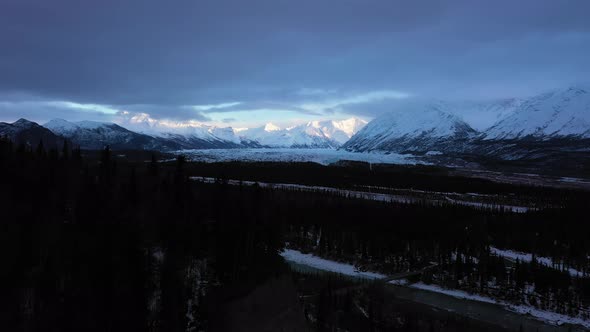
45,118,128,137
343,86,590,154
238,118,367,148
447,98,522,131
118,113,242,144
44,118,171,150
484,86,590,139
313,117,368,144
343,102,475,152
118,111,366,148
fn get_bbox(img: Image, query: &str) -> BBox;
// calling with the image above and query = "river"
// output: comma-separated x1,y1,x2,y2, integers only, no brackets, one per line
286,260,587,332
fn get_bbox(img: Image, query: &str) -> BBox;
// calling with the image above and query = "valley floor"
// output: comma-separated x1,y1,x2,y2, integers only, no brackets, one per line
191,176,535,213
179,147,590,190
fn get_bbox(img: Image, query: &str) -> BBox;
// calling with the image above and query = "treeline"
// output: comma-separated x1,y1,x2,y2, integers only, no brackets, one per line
178,160,590,202
292,271,507,332
0,138,287,331
268,187,590,320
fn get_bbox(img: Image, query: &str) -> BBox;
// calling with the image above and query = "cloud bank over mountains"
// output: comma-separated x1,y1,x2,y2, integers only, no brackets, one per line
1,0,589,127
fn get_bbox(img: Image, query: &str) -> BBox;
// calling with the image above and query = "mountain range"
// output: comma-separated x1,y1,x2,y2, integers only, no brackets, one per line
0,117,368,151
237,118,368,148
2,86,589,163
343,86,590,159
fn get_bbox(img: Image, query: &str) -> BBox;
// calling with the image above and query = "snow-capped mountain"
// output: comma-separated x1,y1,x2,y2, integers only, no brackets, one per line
447,98,522,131
342,88,590,158
343,102,476,153
484,87,590,139
118,114,244,148
44,119,182,150
238,118,367,148
40,117,365,151
306,118,368,144
238,123,338,148
0,119,63,148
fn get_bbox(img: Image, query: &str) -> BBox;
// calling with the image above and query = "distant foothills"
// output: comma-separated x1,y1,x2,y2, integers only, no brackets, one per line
1,86,590,161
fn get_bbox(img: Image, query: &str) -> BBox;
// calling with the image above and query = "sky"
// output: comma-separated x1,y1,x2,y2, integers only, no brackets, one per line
1,0,589,129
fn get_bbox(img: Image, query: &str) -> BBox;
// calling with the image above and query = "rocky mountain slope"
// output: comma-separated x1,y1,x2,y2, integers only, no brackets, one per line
44,119,182,150
0,119,63,148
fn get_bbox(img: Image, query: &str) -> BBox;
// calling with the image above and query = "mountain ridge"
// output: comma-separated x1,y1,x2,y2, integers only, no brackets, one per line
343,103,477,153
237,118,367,148
483,86,590,140
343,86,590,159
44,119,183,151
0,118,63,148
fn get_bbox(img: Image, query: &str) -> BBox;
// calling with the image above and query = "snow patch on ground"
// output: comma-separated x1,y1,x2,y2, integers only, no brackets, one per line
280,249,386,280
509,305,590,329
407,282,590,328
408,282,497,304
490,247,587,278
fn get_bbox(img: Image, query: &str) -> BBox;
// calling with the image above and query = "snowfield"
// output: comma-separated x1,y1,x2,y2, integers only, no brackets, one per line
180,148,420,165
281,249,590,329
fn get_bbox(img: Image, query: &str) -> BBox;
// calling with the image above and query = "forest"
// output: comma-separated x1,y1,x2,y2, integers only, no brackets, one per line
1,137,589,331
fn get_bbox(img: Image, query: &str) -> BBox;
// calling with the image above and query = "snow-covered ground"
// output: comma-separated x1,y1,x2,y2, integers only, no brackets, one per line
281,249,590,329
443,197,531,213
280,249,386,280
490,247,587,278
180,148,420,165
408,282,590,329
560,177,590,185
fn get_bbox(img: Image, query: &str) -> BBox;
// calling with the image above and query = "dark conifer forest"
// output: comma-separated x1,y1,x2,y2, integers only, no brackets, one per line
1,137,590,331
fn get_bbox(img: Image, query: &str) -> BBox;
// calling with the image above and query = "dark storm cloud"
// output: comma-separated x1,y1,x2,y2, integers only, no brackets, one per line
1,0,589,122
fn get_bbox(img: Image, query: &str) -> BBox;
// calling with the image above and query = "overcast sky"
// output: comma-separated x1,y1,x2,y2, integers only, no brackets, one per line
1,0,589,128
